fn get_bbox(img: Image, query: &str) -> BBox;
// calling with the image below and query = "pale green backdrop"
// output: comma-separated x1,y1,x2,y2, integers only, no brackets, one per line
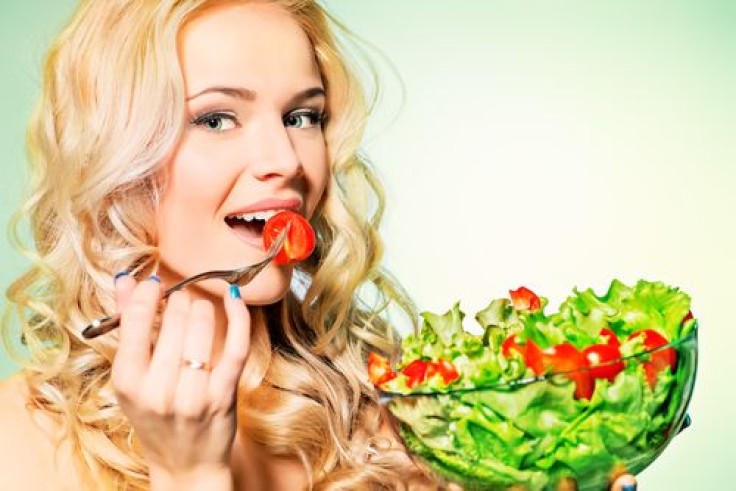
1,1,734,489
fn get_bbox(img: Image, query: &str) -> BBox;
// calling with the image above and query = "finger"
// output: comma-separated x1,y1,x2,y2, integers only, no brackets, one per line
211,285,251,400
147,290,190,399
611,474,637,491
175,299,215,416
114,272,137,310
114,276,164,380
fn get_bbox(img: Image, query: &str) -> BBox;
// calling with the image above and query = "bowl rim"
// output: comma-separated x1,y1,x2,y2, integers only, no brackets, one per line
377,324,698,398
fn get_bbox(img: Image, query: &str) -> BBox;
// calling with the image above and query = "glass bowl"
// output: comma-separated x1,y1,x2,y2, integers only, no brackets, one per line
378,328,697,491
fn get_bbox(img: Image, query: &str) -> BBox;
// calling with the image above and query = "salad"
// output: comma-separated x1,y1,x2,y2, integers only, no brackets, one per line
370,280,697,490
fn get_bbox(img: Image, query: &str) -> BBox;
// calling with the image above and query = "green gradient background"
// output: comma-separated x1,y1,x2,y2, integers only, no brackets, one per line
1,1,734,489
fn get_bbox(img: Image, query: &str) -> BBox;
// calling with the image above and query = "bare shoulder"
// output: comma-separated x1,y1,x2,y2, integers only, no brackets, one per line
0,373,82,491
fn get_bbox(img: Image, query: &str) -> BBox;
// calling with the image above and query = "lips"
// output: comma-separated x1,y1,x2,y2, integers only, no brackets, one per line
228,197,303,217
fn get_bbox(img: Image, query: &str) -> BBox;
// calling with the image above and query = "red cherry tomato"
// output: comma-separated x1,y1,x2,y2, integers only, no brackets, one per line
509,287,541,311
402,360,430,388
435,359,460,384
582,344,625,383
502,333,527,359
599,328,621,349
367,353,396,388
682,311,694,324
262,211,316,266
525,341,593,400
628,329,677,389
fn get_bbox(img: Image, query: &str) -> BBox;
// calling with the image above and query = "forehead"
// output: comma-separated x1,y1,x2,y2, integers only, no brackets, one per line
179,3,322,95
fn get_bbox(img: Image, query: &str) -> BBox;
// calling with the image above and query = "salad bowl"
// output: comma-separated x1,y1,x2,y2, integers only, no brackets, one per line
371,280,698,491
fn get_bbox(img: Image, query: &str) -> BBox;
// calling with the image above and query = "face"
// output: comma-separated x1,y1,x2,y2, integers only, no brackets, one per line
156,2,329,304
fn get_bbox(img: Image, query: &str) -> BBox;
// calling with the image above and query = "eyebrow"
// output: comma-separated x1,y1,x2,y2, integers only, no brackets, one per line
186,86,326,106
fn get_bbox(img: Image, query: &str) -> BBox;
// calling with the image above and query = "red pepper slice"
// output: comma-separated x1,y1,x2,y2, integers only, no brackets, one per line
402,360,430,388
599,328,621,349
628,329,677,389
367,353,396,388
525,341,593,400
435,359,460,384
582,344,625,383
502,333,527,359
509,287,541,311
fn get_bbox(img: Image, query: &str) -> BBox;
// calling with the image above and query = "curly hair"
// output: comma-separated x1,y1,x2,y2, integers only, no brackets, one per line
2,0,427,489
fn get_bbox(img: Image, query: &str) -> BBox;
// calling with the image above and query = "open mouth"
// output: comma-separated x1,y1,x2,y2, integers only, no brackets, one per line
225,209,287,246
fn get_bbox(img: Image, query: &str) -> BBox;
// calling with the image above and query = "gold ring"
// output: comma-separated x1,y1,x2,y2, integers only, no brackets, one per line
182,358,211,371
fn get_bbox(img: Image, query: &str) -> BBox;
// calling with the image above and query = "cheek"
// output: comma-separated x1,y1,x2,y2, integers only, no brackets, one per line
156,148,232,257
302,143,330,215
166,141,235,203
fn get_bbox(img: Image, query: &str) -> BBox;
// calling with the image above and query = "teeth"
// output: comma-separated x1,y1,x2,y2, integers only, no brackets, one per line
232,209,287,222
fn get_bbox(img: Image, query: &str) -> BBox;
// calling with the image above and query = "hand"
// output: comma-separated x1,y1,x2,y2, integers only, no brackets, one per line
111,275,250,490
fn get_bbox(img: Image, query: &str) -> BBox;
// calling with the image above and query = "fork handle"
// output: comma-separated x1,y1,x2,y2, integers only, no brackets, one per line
82,313,122,338
81,227,287,340
81,282,182,339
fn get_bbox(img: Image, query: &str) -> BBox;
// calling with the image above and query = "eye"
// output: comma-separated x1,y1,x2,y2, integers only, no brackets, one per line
191,112,238,132
284,109,326,129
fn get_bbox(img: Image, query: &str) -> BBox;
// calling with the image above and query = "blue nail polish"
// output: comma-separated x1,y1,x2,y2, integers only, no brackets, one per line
113,271,129,282
229,284,241,299
622,484,637,491
147,275,162,283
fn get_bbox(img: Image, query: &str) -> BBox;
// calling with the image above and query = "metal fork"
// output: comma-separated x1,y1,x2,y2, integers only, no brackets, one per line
82,227,288,339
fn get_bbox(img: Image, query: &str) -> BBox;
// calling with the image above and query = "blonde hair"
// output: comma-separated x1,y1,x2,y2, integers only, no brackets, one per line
2,0,425,489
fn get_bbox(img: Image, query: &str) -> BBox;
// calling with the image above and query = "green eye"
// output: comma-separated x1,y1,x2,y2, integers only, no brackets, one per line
284,110,325,129
192,112,237,131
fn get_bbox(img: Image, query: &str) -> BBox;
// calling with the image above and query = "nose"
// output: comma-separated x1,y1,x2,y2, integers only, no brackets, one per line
249,115,303,181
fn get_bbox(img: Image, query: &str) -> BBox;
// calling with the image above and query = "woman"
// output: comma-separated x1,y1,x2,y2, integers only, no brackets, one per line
0,0,636,489
0,0,417,488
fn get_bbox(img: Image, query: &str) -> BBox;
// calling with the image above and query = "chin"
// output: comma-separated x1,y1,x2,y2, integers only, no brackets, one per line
240,265,294,305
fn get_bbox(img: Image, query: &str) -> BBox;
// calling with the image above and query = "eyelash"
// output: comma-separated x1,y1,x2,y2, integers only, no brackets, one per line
189,111,238,131
285,109,327,128
189,109,327,131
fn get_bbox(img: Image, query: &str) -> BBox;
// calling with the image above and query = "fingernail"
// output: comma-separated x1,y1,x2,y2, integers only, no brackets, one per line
113,271,129,282
229,284,241,299
622,484,637,491
147,275,162,283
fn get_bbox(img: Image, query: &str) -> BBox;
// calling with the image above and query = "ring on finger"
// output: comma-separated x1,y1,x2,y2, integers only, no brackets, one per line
182,358,211,371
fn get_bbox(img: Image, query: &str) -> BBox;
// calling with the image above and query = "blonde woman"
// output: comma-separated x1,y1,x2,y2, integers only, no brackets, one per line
0,0,421,489
0,1,637,490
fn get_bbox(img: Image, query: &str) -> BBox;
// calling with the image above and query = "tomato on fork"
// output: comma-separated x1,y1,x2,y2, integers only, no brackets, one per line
263,211,316,265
